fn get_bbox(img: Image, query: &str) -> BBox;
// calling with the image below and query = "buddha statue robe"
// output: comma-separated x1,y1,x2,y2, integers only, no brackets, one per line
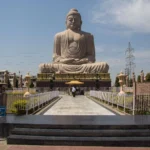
53,29,95,64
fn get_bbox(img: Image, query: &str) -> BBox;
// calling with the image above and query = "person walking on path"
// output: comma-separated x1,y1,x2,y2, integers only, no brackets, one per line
72,86,76,97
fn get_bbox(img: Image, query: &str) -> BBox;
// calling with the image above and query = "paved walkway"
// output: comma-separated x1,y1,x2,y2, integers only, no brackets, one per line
0,141,149,150
44,95,115,115
0,144,149,150
0,140,149,150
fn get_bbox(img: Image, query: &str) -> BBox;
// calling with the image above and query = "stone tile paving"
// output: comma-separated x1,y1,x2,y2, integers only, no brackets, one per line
44,95,115,115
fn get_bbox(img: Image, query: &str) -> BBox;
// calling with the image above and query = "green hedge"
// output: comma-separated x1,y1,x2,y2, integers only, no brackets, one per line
11,99,27,115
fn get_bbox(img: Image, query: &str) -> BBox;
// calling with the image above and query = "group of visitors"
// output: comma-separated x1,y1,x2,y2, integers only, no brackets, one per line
71,86,76,97
71,86,84,97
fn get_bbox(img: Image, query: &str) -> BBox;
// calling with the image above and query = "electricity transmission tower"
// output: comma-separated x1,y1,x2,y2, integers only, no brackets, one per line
125,42,136,83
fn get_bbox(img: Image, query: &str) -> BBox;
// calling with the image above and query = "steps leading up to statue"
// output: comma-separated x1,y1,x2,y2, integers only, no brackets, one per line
5,115,150,147
11,128,150,137
7,134,150,146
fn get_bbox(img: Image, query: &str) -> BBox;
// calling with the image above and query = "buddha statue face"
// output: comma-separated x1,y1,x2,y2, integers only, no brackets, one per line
66,11,82,31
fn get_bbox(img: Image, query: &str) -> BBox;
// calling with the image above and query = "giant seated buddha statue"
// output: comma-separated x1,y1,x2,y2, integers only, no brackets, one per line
39,8,109,74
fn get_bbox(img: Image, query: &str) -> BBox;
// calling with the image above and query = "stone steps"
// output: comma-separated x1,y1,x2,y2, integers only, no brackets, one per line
7,134,150,146
7,126,150,146
11,128,150,137
5,115,150,146
13,124,150,129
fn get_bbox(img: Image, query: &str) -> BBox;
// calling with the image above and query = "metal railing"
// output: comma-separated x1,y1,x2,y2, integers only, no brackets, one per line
6,91,59,115
6,88,36,94
135,94,150,114
25,91,59,114
90,90,133,114
95,87,133,93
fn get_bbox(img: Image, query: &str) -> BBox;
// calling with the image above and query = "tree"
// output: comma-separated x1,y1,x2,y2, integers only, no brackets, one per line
49,79,54,90
145,73,150,82
129,78,133,87
7,79,12,89
15,78,18,88
115,77,120,87
137,75,141,83
30,81,34,88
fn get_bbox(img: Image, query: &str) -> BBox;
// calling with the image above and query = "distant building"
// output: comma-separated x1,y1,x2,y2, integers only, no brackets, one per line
0,70,8,83
9,73,19,87
23,75,37,88
31,75,37,87
0,70,20,87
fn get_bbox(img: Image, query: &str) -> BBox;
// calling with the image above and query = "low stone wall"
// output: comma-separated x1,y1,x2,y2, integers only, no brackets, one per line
0,117,5,137
0,93,7,106
0,124,2,136
135,82,150,94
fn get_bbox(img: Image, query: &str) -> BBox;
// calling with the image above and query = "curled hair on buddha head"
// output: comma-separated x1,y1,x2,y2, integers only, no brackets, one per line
66,8,82,31
66,8,81,19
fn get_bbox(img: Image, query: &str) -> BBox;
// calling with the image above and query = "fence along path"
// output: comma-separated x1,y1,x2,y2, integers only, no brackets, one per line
6,91,59,114
90,90,133,114
90,90,150,115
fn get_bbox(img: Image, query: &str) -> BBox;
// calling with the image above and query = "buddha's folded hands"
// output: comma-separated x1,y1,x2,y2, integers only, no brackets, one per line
72,58,89,65
59,58,75,64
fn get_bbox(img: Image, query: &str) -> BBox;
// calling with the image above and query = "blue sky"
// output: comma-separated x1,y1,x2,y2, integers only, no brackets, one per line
0,0,150,84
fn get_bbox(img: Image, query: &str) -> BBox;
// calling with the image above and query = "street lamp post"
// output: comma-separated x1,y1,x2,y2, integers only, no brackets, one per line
23,72,31,97
117,71,126,95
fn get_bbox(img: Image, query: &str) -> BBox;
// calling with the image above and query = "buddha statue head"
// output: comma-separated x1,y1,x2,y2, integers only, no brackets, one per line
66,8,82,31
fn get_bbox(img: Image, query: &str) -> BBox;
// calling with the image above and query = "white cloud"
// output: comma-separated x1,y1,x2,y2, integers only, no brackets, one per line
135,50,150,59
96,57,125,67
106,58,125,67
95,44,125,53
95,46,104,53
92,0,150,33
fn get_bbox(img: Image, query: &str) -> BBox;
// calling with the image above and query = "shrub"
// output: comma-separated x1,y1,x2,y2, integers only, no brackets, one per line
11,99,27,115
125,92,133,95
30,81,34,88
137,75,141,83
115,77,120,87
145,73,150,82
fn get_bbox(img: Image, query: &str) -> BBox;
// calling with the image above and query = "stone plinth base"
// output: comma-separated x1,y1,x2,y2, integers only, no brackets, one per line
36,73,111,91
36,80,111,87
37,73,110,81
